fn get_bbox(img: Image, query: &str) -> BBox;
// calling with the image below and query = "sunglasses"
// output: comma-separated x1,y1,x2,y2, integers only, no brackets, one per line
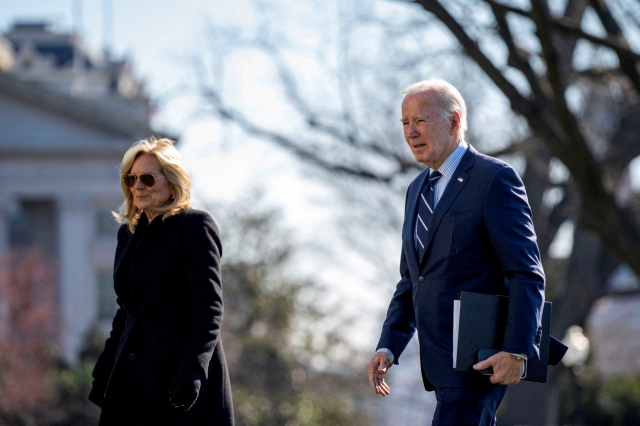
123,173,166,188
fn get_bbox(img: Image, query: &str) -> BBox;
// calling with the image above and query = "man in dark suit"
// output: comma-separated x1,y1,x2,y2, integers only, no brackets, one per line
367,80,545,425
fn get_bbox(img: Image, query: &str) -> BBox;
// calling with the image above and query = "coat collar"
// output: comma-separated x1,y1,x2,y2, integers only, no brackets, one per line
114,213,149,278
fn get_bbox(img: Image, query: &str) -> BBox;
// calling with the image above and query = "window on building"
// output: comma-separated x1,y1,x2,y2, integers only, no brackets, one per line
97,269,118,321
9,200,58,256
97,210,120,238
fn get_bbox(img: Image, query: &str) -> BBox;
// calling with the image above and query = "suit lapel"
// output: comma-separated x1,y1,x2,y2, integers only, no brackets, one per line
403,168,430,265
419,146,477,264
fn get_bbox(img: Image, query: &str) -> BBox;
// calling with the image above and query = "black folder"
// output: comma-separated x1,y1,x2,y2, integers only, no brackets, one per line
453,291,565,383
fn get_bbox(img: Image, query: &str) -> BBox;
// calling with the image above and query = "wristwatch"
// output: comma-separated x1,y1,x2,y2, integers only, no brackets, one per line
509,353,528,379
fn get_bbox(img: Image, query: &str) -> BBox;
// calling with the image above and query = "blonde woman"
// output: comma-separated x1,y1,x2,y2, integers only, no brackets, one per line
89,137,234,425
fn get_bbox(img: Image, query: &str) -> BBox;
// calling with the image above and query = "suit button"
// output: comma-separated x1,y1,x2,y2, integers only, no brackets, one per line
128,353,136,361
418,276,425,283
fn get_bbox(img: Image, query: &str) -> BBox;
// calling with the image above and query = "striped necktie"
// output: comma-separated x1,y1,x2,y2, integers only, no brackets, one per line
415,170,442,260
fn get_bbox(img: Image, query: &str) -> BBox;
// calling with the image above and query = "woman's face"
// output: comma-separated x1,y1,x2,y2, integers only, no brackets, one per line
129,153,174,218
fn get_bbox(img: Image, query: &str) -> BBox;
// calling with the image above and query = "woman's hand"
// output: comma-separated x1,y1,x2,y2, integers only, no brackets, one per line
168,367,204,411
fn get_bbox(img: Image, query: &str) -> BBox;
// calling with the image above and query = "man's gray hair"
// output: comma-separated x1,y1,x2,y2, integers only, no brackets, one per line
401,79,468,139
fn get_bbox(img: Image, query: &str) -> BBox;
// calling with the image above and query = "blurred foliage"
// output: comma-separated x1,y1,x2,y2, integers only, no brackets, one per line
541,257,568,301
602,375,640,425
52,361,95,404
0,248,58,419
0,247,102,425
0,330,102,425
217,198,373,426
560,365,640,426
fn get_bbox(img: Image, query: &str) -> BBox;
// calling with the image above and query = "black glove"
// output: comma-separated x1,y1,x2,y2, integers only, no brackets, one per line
168,367,203,411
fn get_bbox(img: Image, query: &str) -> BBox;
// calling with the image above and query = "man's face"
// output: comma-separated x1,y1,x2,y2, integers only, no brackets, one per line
401,92,457,169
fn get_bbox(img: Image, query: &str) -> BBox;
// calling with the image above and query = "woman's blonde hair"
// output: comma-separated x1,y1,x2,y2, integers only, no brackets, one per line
114,137,192,233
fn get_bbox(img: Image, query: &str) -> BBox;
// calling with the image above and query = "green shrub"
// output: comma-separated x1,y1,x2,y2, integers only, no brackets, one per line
560,370,640,426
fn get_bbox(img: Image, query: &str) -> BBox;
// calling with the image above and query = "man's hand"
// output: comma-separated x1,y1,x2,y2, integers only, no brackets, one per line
367,352,392,396
473,351,524,385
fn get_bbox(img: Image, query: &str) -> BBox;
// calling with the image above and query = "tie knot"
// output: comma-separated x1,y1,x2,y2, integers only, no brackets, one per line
429,170,442,186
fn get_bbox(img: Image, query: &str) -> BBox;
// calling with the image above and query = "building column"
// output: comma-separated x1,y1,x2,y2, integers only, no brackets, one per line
58,191,96,365
0,192,17,255
0,194,17,341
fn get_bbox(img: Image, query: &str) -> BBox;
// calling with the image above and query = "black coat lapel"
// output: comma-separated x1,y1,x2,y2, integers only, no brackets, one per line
419,146,477,263
113,214,149,280
114,227,134,280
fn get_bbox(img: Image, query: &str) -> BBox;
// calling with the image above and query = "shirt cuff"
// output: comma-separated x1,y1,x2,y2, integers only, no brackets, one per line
507,353,527,379
508,353,528,360
375,348,394,366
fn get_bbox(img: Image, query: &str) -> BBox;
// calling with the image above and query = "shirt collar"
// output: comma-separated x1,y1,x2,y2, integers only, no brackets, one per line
434,140,468,179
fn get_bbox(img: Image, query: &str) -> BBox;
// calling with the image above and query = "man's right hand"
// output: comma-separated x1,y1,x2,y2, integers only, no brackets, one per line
367,352,392,396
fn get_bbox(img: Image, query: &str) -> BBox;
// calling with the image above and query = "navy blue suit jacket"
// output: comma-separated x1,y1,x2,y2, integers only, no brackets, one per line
377,145,545,389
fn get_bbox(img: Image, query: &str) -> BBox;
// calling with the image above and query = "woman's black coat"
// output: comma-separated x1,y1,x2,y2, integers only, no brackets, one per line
89,209,234,425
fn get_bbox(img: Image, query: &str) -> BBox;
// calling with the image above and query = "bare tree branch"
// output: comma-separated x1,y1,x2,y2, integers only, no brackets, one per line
485,0,640,63
201,87,398,182
241,36,425,177
587,0,640,93
413,0,640,279
488,2,551,106
194,2,640,422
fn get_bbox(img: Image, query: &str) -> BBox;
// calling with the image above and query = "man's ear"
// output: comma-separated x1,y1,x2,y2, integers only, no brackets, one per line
450,111,461,132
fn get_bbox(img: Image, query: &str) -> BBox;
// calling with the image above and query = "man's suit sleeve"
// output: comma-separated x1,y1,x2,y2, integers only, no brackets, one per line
484,165,545,360
376,189,416,364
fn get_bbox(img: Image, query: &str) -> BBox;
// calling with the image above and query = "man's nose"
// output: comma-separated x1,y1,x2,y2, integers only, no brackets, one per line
407,124,419,137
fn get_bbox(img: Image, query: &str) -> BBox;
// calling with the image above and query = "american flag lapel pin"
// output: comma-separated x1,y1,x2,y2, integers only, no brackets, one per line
458,177,464,182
